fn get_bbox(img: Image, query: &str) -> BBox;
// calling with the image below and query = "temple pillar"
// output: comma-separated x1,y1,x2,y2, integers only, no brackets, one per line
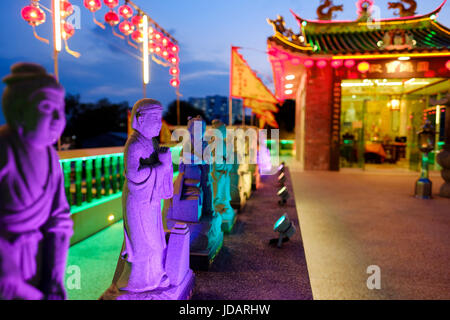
437,100,450,198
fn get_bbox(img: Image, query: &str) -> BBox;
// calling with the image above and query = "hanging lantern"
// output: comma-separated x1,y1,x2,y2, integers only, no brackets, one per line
61,1,74,18
303,59,314,68
119,20,134,35
317,60,327,68
357,61,370,73
344,59,356,68
170,67,179,76
131,15,143,26
104,0,119,9
171,57,178,64
131,30,143,43
162,50,169,57
105,11,120,26
118,4,133,19
331,60,343,68
84,0,101,12
61,21,75,40
21,5,46,26
171,45,179,53
170,78,180,87
162,38,168,47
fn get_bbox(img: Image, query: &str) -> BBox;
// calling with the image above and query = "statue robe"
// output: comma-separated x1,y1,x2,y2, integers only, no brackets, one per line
0,125,73,299
119,131,173,292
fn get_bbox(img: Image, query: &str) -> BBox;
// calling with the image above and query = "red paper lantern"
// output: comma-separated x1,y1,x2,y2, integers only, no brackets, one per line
105,11,120,26
162,38,168,47
317,60,327,68
171,45,179,53
171,57,178,64
331,60,343,68
21,5,46,26
304,59,314,68
170,67,179,75
162,50,169,57
119,21,134,35
104,0,119,9
131,15,143,26
344,59,355,68
446,60,450,71
118,5,133,19
84,0,101,12
170,78,180,87
61,1,74,18
357,61,370,73
131,30,143,43
61,21,75,40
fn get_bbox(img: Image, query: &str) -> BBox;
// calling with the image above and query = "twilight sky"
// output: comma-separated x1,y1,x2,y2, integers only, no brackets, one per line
0,0,449,125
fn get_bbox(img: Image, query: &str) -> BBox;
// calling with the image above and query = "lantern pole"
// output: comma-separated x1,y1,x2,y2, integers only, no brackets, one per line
52,0,62,150
142,14,149,98
176,87,180,126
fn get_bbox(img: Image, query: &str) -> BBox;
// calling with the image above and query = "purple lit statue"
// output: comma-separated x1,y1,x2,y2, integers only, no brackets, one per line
0,63,73,300
102,99,194,300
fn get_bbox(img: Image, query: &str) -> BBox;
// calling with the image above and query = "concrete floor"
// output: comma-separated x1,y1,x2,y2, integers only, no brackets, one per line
289,167,450,299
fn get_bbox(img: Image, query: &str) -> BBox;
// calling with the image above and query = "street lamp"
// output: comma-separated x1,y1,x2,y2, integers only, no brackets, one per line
415,120,435,199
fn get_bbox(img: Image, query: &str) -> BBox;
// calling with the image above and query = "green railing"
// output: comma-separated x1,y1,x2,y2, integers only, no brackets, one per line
59,146,182,214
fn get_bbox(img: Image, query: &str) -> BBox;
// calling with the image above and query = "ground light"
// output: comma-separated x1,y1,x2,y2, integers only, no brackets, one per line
277,185,289,206
278,171,286,186
269,213,296,248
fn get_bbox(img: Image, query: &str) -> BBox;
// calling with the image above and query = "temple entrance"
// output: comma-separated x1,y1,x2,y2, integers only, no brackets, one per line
340,78,449,171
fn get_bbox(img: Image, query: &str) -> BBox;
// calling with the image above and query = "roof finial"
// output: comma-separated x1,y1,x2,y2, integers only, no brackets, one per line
388,0,417,17
317,0,343,21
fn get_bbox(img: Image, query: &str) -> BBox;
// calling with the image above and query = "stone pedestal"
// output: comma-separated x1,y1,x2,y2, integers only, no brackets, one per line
101,224,195,300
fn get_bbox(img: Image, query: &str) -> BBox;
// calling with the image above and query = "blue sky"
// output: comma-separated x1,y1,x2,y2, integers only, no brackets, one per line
1,0,449,125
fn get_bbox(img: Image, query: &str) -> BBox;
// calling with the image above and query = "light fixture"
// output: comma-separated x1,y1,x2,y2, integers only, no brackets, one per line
278,162,285,174
284,89,293,95
108,214,115,221
277,185,289,206
270,214,296,248
285,83,294,89
285,74,295,80
278,172,286,185
398,56,411,61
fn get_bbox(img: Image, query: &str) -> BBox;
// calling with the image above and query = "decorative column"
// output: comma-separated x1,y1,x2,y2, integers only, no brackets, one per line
436,96,450,198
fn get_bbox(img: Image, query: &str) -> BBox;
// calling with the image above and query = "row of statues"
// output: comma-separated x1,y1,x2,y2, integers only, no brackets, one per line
0,62,241,300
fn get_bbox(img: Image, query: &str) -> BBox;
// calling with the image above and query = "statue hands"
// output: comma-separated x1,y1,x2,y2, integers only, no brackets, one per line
139,153,162,170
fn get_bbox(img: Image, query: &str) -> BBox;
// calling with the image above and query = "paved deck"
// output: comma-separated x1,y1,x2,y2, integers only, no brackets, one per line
289,167,450,299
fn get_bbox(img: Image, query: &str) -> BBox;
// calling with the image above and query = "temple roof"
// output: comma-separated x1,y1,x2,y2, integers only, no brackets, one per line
267,1,450,56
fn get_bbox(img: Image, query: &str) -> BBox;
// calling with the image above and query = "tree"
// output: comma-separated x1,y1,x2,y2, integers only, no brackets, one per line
163,100,207,125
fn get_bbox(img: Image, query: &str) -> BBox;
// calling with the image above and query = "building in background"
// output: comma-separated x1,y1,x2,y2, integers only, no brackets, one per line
267,1,450,171
188,95,244,124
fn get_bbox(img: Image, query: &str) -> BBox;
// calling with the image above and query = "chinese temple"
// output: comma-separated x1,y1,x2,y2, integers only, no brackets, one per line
267,0,450,171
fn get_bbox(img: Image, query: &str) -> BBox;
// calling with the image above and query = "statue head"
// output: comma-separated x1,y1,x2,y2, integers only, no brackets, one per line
2,63,65,149
130,98,163,139
187,115,206,141
212,119,226,139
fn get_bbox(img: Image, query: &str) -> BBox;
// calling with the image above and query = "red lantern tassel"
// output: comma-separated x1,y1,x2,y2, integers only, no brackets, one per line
64,38,81,58
32,26,49,44
111,26,125,40
127,37,138,49
92,12,105,29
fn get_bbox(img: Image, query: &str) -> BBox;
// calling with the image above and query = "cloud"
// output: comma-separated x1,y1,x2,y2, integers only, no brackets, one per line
181,70,229,81
85,85,141,97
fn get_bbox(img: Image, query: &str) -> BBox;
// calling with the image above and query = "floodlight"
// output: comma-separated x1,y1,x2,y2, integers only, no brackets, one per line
270,214,296,248
277,185,289,206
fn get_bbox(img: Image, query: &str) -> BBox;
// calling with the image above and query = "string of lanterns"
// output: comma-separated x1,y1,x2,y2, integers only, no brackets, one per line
21,0,80,57
20,0,180,89
84,0,180,88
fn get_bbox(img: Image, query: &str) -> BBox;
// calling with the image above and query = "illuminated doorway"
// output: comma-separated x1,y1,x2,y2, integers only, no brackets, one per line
340,78,449,171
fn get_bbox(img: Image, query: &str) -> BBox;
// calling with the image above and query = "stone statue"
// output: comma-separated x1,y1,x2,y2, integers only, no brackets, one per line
166,116,223,269
102,99,194,300
211,119,236,233
0,63,73,300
